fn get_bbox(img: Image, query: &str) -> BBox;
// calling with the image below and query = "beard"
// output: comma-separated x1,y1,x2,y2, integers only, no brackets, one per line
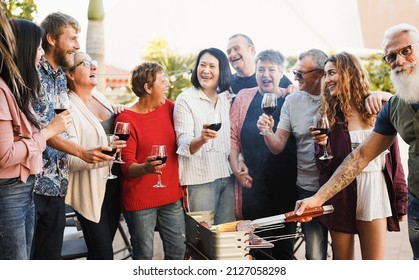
52,45,75,69
391,62,419,104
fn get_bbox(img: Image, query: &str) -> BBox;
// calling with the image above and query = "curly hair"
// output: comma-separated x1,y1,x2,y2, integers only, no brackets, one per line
321,52,375,127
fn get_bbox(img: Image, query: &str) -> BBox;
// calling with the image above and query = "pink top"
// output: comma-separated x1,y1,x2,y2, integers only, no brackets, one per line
0,78,46,182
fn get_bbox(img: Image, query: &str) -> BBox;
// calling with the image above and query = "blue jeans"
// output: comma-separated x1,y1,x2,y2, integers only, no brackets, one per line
297,186,329,260
123,200,186,260
0,176,35,260
408,191,419,260
187,176,235,225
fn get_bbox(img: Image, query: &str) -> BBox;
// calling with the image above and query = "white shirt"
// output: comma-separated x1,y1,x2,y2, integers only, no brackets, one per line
174,87,232,185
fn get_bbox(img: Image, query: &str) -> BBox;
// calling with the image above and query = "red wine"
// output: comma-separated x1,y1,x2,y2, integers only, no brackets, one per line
54,108,66,115
102,148,117,156
156,155,167,164
208,123,222,131
115,133,130,141
313,128,330,135
263,106,276,115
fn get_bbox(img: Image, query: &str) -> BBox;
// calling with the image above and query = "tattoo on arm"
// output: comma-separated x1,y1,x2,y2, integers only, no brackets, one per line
322,153,362,201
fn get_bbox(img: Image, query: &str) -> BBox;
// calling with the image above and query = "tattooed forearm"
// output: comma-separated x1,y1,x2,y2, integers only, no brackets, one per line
318,153,363,201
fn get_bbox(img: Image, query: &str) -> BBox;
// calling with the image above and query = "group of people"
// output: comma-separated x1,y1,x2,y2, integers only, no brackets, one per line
1,7,418,260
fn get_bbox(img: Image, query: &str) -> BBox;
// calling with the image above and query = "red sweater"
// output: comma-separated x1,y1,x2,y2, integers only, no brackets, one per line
115,101,183,211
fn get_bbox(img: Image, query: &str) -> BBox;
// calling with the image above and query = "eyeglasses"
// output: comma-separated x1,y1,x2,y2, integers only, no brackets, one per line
69,59,97,71
383,42,419,64
292,68,321,79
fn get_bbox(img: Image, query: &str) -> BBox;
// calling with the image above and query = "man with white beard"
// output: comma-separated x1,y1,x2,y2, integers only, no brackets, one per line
293,23,419,260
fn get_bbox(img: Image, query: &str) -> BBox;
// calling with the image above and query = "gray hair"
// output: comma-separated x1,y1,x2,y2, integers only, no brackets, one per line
256,49,285,70
298,49,328,69
382,23,419,48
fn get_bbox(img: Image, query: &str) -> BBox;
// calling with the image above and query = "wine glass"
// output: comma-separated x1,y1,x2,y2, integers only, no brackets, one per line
313,113,333,160
260,93,277,135
206,112,222,152
114,122,130,164
101,134,118,179
151,145,167,188
51,91,74,138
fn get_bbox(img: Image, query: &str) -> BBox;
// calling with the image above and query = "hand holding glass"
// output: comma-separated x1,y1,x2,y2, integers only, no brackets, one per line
101,134,118,179
52,91,74,138
206,112,222,152
114,122,130,163
260,93,277,135
151,145,167,188
313,114,333,160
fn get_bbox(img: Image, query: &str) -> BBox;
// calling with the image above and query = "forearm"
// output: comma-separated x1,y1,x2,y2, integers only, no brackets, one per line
315,152,365,203
46,135,83,158
128,162,150,178
264,130,287,154
189,136,206,154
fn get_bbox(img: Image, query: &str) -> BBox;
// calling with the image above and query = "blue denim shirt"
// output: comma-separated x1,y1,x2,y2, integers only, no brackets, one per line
33,58,69,197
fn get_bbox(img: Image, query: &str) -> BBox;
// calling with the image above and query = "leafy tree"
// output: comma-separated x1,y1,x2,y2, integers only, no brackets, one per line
363,53,394,93
1,0,37,20
144,38,195,101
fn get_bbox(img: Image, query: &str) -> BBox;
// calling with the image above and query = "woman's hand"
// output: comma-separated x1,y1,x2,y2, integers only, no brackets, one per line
309,126,328,146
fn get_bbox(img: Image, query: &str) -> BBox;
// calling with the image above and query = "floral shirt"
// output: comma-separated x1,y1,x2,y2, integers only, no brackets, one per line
33,58,69,197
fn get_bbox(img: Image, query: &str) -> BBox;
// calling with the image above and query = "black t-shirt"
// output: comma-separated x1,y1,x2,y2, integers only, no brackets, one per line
231,73,293,94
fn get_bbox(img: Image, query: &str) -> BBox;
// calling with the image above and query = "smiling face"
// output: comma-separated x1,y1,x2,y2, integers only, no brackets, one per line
226,35,256,77
197,52,220,94
294,56,323,95
50,25,80,68
323,61,338,96
147,70,169,107
256,59,283,94
67,53,97,90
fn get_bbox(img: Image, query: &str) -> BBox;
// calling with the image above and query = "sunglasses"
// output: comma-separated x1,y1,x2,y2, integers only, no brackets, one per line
69,59,97,71
383,42,419,64
292,68,321,79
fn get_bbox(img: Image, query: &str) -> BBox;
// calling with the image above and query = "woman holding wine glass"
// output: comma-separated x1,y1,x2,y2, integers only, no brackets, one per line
116,62,185,260
174,47,236,226
230,49,297,260
64,52,127,259
312,52,407,259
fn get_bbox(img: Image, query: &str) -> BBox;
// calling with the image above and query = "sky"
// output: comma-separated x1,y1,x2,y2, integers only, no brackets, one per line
34,0,365,71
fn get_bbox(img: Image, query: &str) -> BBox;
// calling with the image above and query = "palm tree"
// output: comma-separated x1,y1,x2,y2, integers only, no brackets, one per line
86,0,106,92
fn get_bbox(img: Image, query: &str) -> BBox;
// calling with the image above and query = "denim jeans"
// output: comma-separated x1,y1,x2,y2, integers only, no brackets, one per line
297,186,329,260
123,200,186,260
408,191,419,260
187,176,235,225
0,176,35,260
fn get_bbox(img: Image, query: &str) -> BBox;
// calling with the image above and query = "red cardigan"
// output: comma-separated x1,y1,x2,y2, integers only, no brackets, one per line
317,110,408,233
116,101,183,211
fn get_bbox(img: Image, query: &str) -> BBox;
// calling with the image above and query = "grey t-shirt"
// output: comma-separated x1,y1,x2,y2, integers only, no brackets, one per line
277,90,322,192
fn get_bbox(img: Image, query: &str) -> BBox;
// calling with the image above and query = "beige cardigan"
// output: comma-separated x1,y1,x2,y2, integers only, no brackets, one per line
65,89,114,223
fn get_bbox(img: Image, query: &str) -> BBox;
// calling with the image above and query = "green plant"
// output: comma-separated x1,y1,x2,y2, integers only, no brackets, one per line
144,38,195,101
363,53,395,93
1,0,37,20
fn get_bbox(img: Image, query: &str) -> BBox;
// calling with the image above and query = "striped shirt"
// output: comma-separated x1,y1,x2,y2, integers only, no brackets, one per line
174,87,232,185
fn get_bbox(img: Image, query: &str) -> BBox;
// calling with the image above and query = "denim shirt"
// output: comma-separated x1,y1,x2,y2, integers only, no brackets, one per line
33,58,69,197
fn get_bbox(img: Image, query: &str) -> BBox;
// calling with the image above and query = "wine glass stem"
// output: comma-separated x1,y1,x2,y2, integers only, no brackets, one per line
157,173,162,186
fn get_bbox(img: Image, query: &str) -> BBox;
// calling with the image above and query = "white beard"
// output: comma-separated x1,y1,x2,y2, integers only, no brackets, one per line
391,62,419,104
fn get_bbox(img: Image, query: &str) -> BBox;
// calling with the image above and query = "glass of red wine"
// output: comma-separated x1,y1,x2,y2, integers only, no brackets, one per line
206,112,222,152
313,113,333,160
151,145,167,188
102,134,118,179
260,93,277,135
114,122,130,163
52,91,74,138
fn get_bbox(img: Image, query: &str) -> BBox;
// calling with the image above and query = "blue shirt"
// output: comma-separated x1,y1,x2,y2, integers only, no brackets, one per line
33,58,69,197
374,97,398,136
